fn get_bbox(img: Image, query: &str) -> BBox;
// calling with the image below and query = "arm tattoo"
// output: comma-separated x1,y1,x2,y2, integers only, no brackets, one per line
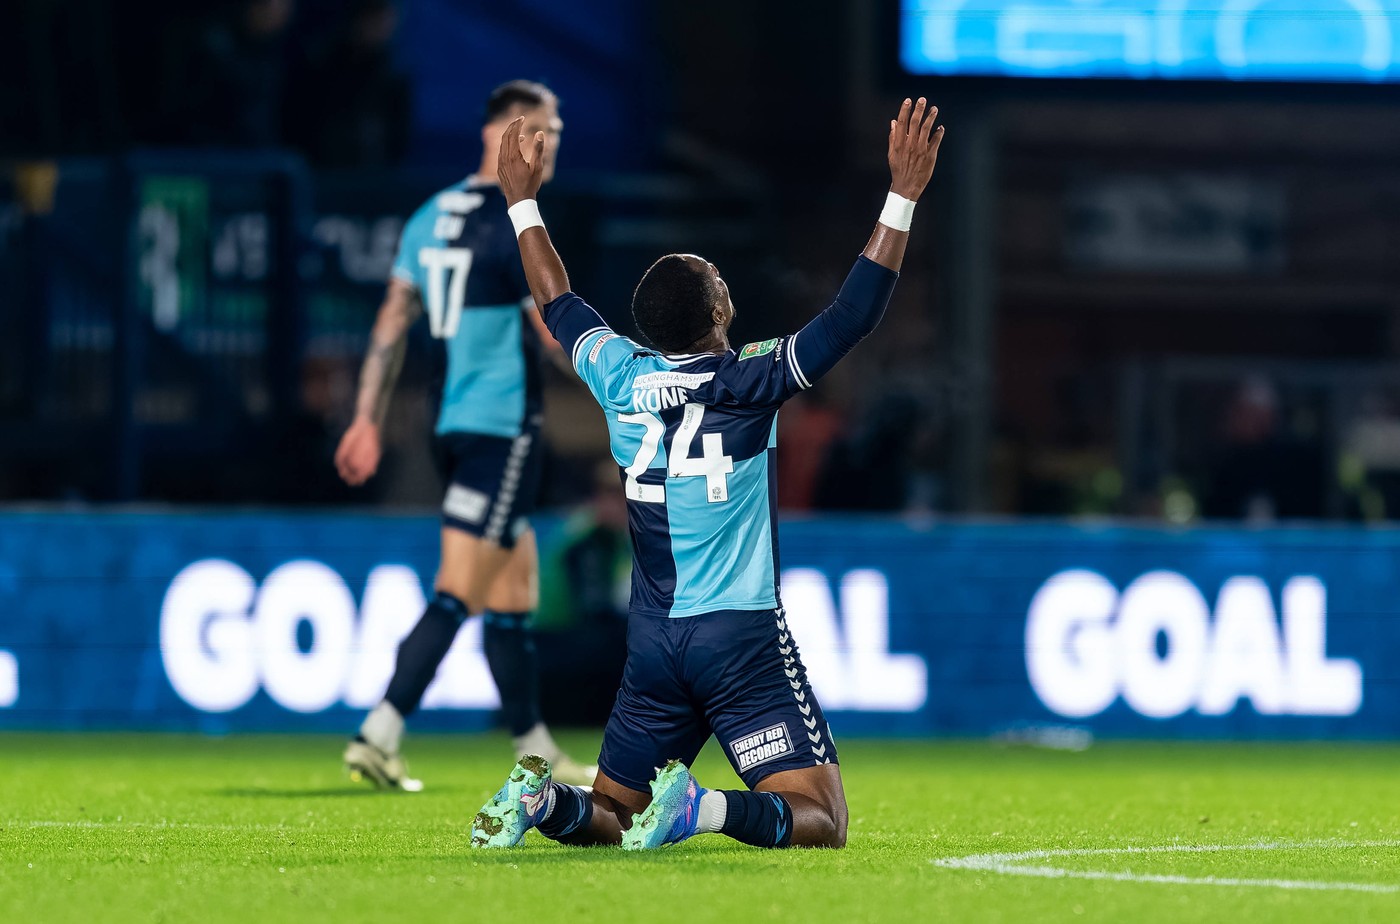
354,335,407,425
353,288,420,424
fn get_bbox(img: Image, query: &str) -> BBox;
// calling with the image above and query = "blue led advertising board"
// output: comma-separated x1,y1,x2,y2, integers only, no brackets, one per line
2,512,1397,740
901,1,1400,83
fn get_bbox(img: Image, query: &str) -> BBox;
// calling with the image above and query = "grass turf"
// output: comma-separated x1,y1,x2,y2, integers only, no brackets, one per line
3,733,1398,923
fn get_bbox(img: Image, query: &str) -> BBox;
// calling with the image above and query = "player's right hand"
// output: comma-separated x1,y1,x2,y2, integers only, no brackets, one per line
888,97,944,202
498,115,546,206
335,417,382,486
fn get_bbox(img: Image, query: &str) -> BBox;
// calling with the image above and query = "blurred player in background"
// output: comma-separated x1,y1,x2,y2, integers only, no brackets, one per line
335,80,594,790
470,97,943,848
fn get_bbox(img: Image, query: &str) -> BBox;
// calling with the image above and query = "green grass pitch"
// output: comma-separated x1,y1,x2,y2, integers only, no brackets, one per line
4,733,1398,923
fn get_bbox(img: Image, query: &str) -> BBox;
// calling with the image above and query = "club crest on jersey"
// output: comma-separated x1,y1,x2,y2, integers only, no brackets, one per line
738,338,779,361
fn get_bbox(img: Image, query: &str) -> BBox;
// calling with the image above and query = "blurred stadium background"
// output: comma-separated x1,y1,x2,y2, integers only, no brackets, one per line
3,0,1400,745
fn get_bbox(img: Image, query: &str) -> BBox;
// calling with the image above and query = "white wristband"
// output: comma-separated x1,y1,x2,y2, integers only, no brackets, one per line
878,191,916,232
508,199,544,237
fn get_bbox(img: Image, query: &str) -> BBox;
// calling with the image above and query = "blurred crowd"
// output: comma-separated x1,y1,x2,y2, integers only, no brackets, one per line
5,0,410,167
5,1,1396,525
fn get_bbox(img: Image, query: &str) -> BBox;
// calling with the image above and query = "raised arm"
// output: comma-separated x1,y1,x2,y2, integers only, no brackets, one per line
335,277,422,485
496,115,570,309
786,98,944,389
496,115,621,377
866,97,943,271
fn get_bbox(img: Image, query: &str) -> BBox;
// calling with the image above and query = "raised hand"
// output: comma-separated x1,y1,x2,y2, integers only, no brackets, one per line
497,115,546,206
888,98,944,202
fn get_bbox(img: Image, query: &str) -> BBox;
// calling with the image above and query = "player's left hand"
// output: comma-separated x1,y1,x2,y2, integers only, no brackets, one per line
335,417,382,486
888,97,944,202
498,115,546,206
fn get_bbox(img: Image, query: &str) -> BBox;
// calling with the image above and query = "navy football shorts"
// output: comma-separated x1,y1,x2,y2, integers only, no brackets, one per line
598,607,838,792
433,421,543,550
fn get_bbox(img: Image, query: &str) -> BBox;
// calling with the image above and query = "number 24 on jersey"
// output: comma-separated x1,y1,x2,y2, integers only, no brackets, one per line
619,404,734,504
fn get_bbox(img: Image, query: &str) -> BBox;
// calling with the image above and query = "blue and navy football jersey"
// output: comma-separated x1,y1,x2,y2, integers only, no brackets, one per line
542,255,898,618
391,178,541,437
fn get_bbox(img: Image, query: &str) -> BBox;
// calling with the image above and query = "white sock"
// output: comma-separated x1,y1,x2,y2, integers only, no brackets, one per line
513,722,561,763
696,791,727,835
360,701,404,754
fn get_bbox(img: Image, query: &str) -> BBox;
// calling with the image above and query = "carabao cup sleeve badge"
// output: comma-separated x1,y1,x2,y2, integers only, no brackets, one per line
739,338,779,361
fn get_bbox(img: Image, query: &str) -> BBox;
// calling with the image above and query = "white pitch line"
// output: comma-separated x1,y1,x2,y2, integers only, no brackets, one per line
14,819,455,831
19,821,277,831
934,839,1400,895
25,823,240,828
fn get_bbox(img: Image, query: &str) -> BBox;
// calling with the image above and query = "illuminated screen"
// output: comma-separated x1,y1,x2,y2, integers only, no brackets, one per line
901,1,1400,82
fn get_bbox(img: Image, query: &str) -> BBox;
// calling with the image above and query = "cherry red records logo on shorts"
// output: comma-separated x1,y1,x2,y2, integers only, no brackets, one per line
729,723,793,772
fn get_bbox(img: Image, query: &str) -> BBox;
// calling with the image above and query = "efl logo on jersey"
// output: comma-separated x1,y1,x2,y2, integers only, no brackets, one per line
730,722,792,771
738,338,779,361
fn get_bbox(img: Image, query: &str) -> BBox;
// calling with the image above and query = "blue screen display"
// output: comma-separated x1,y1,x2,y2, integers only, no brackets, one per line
3,512,1397,739
901,1,1400,82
